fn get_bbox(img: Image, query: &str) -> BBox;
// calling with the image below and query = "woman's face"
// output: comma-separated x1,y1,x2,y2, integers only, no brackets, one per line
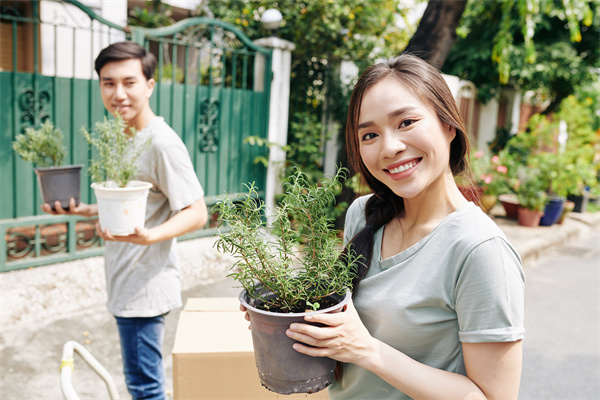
357,77,455,200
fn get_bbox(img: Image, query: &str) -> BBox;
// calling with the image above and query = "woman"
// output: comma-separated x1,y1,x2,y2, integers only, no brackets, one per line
285,54,525,399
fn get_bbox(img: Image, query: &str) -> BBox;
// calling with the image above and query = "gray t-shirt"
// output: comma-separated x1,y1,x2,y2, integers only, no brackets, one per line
329,195,525,400
104,117,204,318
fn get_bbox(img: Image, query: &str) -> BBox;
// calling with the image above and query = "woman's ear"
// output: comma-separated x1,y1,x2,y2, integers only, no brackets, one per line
446,124,457,141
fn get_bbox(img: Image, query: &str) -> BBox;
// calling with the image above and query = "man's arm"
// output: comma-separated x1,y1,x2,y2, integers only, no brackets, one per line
97,196,208,245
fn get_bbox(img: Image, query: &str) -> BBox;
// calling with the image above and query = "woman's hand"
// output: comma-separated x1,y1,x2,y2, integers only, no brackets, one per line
240,304,251,329
285,299,378,366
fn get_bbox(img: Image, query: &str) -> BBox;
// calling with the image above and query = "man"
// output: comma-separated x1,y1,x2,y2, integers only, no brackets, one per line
43,41,207,399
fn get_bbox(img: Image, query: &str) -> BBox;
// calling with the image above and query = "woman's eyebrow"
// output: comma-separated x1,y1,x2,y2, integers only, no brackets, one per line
358,106,418,130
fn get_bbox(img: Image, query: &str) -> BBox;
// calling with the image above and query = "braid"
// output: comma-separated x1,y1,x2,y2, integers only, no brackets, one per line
348,193,403,288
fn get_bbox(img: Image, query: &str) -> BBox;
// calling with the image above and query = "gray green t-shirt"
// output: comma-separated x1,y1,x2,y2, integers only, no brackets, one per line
329,195,525,400
104,117,204,318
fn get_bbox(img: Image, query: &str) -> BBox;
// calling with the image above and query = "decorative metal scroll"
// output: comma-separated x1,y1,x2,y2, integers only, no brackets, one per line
198,98,220,153
5,221,100,261
19,88,51,134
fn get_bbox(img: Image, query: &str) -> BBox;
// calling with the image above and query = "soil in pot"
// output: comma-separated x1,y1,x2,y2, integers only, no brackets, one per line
92,180,153,236
34,165,83,211
239,288,352,395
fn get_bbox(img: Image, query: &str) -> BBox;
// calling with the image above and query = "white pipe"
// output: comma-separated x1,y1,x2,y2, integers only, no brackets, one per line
60,341,119,400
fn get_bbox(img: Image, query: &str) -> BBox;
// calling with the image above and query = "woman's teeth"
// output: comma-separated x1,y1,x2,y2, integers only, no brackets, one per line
389,160,418,174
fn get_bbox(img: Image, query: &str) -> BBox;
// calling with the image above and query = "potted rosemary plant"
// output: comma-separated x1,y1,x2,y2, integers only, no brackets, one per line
83,114,152,235
214,167,361,395
12,121,82,210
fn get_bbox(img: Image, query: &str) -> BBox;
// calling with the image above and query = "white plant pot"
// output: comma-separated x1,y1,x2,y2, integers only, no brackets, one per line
92,180,153,236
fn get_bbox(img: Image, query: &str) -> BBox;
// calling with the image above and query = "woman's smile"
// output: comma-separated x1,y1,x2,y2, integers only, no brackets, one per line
385,158,422,179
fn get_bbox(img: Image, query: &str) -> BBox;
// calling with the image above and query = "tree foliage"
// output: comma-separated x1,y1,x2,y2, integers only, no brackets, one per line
443,0,599,111
195,0,410,62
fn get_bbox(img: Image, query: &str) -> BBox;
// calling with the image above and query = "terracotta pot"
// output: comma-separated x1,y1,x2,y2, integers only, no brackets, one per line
458,185,484,204
517,207,544,227
499,194,520,220
239,288,351,395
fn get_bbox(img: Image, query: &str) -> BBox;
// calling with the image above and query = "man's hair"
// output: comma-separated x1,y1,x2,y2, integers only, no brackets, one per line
95,41,157,80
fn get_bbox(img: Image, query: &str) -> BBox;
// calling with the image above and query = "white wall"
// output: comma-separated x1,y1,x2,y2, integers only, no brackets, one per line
476,97,499,152
40,0,127,79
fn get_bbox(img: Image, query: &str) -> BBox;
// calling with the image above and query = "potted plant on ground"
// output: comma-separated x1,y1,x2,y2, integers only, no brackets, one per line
12,121,83,211
213,167,361,395
515,167,548,227
82,114,152,236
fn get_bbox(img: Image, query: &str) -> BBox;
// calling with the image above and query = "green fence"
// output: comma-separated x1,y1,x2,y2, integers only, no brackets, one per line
0,0,271,271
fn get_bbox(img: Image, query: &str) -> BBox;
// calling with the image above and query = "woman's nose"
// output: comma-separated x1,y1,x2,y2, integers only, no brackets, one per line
381,132,407,157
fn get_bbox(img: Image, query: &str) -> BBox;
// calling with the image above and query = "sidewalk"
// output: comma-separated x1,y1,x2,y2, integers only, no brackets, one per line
491,206,600,265
1,208,598,399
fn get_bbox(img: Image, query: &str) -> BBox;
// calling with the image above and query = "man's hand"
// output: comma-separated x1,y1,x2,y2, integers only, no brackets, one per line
41,198,97,217
96,223,155,245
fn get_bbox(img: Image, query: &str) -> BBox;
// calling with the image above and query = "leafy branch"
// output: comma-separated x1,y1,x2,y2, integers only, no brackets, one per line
82,114,151,187
213,167,361,313
13,121,66,168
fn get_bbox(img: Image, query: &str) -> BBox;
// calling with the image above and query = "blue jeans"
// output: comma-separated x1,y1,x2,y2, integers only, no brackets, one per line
115,315,166,400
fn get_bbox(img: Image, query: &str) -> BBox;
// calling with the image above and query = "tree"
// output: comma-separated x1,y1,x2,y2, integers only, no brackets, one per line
403,0,467,69
442,0,599,113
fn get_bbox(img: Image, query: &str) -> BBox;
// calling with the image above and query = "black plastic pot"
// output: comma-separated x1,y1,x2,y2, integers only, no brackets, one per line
567,190,590,213
239,288,351,395
34,165,83,210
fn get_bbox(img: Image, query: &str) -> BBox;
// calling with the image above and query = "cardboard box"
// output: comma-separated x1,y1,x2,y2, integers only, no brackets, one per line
172,298,330,399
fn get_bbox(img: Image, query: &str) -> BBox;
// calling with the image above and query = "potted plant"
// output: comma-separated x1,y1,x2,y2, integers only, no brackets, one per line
213,167,361,395
82,114,152,236
12,121,83,211
515,167,548,227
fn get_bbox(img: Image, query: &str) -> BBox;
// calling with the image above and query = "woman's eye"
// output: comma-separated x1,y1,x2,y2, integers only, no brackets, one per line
361,132,377,141
399,119,415,128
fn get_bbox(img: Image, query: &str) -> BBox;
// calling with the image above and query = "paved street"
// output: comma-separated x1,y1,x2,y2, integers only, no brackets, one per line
519,228,600,399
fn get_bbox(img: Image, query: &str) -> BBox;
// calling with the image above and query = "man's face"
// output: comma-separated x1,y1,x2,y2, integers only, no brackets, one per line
99,58,155,130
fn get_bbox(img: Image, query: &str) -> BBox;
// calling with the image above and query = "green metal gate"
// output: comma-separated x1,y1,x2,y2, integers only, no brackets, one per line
0,0,271,271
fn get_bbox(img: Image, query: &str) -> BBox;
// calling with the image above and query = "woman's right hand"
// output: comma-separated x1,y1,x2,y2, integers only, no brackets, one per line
240,304,252,329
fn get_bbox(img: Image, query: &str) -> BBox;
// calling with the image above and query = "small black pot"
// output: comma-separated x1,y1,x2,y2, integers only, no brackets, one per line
239,287,351,395
34,165,83,210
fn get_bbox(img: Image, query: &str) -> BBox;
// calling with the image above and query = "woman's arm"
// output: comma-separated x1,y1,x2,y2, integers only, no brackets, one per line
286,300,522,400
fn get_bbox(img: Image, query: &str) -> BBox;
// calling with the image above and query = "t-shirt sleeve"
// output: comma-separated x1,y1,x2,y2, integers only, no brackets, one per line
343,195,370,243
455,236,525,343
154,142,204,212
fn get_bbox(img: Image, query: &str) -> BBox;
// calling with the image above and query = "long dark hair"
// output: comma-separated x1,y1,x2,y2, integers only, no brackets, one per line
345,54,472,288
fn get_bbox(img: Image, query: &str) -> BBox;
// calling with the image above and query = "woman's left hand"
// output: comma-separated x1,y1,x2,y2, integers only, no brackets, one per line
286,299,378,366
